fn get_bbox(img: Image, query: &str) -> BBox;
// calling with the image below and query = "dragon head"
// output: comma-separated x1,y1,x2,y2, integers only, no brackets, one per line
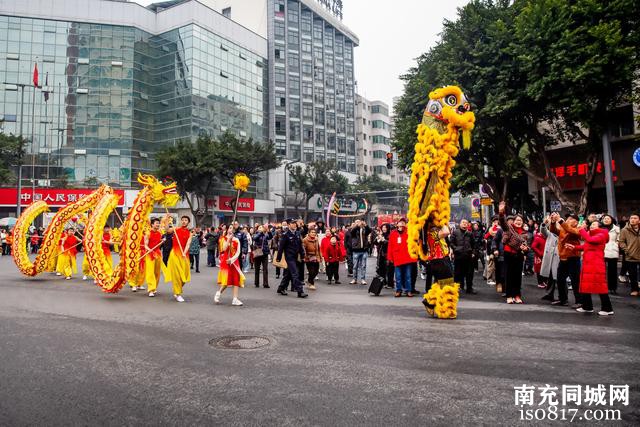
422,85,475,149
137,174,180,207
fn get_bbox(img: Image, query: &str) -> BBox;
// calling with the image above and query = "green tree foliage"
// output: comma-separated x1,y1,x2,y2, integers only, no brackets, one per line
288,160,349,221
0,133,27,185
393,0,639,213
351,174,406,208
211,131,281,185
156,132,280,225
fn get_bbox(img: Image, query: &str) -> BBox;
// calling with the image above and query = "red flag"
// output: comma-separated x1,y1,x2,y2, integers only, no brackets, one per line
32,62,38,87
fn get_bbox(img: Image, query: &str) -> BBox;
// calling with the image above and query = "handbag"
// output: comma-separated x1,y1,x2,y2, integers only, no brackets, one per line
253,247,264,257
273,256,287,269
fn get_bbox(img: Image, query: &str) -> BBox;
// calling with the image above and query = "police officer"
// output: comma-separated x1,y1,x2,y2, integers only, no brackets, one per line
276,219,308,298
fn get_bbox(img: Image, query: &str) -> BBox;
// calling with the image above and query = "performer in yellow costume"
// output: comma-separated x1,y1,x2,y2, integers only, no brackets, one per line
145,217,166,297
165,216,193,302
407,85,475,319
57,228,79,279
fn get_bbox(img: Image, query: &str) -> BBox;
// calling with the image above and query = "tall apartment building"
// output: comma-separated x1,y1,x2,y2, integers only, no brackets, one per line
212,0,359,217
356,94,408,185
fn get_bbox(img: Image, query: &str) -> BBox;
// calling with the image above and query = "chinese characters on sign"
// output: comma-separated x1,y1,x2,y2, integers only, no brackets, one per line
514,384,629,407
0,188,125,207
550,160,618,190
553,160,616,179
514,384,627,422
216,196,255,212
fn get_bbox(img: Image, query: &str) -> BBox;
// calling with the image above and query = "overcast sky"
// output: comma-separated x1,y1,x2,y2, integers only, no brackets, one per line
133,0,468,110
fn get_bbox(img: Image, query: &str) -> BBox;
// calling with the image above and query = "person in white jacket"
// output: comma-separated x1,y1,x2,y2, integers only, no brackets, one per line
602,214,620,294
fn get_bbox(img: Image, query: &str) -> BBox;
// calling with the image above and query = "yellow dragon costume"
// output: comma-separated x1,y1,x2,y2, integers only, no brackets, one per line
407,85,475,319
11,174,179,295
84,174,179,293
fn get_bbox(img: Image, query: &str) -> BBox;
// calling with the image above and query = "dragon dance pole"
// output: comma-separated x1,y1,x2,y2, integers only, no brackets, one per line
230,173,250,225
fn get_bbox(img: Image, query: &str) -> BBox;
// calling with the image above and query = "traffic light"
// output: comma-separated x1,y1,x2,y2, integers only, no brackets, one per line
386,152,393,169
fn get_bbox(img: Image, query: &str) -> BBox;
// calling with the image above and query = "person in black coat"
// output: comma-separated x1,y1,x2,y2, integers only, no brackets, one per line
449,219,477,294
276,219,308,298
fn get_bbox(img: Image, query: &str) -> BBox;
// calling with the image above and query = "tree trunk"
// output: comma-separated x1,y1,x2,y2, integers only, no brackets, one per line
576,147,598,215
527,141,578,212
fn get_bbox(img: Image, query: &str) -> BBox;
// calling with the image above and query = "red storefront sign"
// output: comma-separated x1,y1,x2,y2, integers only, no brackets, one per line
0,188,125,207
550,160,618,190
377,213,404,226
217,195,255,212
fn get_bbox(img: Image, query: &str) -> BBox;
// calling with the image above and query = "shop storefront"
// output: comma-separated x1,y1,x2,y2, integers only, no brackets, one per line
545,136,640,216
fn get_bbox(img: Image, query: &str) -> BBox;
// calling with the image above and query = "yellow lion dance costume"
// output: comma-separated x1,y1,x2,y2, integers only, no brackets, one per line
407,86,475,319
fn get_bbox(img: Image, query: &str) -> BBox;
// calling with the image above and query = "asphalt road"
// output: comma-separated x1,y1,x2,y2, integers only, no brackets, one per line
0,252,639,426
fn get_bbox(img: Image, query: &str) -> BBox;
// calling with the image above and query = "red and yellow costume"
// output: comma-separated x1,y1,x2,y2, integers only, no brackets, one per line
217,236,245,287
145,229,165,292
166,226,191,295
57,234,79,277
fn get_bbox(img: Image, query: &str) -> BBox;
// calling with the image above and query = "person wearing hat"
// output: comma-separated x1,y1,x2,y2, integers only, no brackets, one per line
276,218,308,298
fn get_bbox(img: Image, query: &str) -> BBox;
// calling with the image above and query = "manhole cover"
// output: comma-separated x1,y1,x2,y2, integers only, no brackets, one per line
210,335,271,350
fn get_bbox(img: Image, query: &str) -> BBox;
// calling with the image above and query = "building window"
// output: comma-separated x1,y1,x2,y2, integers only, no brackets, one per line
303,126,313,143
315,129,325,146
301,59,312,75
302,81,313,97
288,52,299,73
290,102,300,118
303,104,313,121
301,39,312,53
315,108,325,126
275,116,287,136
275,48,284,61
289,76,300,96
275,2,285,17
222,7,231,18
275,68,286,86
275,21,285,38
290,121,300,141
288,31,299,47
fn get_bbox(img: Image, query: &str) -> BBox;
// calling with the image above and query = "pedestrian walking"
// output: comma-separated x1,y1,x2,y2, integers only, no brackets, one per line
303,228,322,290
276,219,308,298
252,224,271,288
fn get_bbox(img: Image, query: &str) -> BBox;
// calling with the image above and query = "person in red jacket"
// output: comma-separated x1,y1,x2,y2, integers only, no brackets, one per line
324,235,344,284
531,231,547,289
566,221,613,315
387,218,418,297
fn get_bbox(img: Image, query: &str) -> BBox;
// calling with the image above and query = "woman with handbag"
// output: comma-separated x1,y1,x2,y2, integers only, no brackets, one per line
303,228,322,290
252,225,271,288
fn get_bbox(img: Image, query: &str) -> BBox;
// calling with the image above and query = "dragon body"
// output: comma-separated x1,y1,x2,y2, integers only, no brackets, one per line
11,185,113,276
84,174,179,293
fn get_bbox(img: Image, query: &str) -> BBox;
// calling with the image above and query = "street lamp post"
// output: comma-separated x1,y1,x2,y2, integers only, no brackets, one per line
283,159,300,220
4,82,30,216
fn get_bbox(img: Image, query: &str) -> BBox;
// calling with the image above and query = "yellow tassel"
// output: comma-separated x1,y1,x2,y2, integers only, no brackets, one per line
462,129,471,150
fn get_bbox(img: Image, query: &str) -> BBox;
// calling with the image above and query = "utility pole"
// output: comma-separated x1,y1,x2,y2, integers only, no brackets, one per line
602,132,617,218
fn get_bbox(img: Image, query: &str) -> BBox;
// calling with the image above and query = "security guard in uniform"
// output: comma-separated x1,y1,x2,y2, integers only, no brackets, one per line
276,219,308,298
